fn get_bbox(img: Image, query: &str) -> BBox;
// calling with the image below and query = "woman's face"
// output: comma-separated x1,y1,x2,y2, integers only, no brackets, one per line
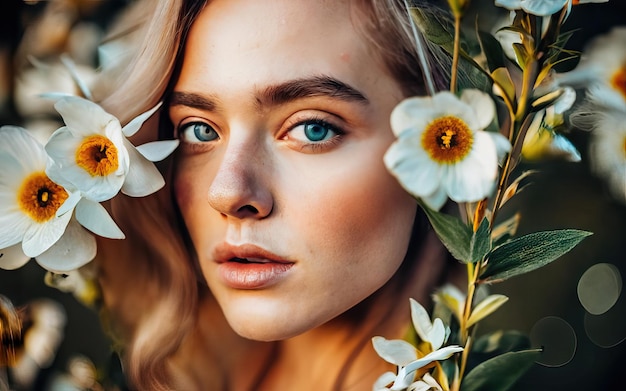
170,0,417,341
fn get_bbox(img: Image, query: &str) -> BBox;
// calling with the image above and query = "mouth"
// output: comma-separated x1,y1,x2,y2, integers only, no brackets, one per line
213,243,294,289
214,243,293,265
229,257,274,264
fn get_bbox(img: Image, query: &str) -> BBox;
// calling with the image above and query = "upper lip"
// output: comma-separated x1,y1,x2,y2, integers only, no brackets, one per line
213,243,292,264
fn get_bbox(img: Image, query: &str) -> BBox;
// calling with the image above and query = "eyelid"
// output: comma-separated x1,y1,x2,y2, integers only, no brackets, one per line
282,114,346,153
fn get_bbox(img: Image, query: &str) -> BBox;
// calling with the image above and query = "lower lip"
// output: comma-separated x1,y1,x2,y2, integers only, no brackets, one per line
217,261,294,289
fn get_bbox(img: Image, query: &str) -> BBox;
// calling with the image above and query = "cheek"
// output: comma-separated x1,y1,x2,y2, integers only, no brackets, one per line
288,148,417,286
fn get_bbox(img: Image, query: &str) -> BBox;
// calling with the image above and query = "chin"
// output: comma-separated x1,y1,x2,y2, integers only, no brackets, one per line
227,316,310,342
219,298,331,341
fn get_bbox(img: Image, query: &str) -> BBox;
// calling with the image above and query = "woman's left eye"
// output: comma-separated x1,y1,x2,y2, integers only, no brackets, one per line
288,119,341,144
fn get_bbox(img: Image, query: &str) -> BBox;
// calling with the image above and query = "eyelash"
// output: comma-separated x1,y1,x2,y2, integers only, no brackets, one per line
175,116,346,154
283,116,345,153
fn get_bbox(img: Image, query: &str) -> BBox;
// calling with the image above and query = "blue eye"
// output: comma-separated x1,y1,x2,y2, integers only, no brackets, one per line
180,122,219,142
290,120,338,143
304,122,331,141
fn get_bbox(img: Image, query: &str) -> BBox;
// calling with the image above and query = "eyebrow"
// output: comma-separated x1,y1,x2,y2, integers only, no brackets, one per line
260,75,369,106
169,75,369,112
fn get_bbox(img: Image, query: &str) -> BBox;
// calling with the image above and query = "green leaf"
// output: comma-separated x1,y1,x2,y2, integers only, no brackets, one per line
466,294,509,328
419,201,472,262
472,330,530,354
470,218,491,264
477,30,506,73
491,213,520,246
512,43,529,68
480,229,592,282
460,349,541,391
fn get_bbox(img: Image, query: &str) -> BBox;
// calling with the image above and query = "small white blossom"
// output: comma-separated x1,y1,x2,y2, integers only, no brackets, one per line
385,90,510,211
44,96,179,239
372,298,463,391
45,96,177,201
573,108,626,204
0,126,95,272
495,0,607,16
558,26,626,110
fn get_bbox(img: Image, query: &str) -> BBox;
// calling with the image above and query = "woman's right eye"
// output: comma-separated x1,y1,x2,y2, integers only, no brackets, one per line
179,122,219,143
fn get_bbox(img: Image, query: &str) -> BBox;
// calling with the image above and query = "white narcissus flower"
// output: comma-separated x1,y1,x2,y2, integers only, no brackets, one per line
45,96,179,239
45,95,178,201
0,126,96,272
372,336,463,391
558,27,626,110
372,298,463,391
384,89,511,211
495,0,607,16
576,109,626,204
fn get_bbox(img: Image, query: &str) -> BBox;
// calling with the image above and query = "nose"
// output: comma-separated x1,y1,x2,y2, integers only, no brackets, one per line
207,141,274,219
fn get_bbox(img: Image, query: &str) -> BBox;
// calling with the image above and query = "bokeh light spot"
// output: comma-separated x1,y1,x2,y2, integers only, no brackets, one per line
530,316,577,367
577,263,622,315
583,291,626,348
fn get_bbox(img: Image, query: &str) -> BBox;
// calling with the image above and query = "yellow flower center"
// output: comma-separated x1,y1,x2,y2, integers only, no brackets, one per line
421,116,474,164
17,172,69,223
75,135,119,176
611,65,626,101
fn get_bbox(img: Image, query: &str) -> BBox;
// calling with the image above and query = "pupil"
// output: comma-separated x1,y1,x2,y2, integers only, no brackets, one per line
304,123,328,142
194,123,218,141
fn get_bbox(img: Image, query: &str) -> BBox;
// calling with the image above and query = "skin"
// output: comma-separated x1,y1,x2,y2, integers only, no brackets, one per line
170,0,417,344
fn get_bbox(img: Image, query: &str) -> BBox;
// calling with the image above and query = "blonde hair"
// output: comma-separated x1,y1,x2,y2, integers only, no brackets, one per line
95,0,451,389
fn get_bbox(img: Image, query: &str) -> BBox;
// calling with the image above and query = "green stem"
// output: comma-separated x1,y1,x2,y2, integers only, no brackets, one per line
450,14,462,93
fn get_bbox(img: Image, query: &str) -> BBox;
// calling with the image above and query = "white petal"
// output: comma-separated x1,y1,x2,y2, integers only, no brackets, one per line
402,346,464,376
54,96,119,137
429,318,446,351
522,0,568,16
410,298,434,344
0,126,48,173
553,87,576,114
587,83,626,112
495,0,523,10
0,212,31,249
446,161,495,203
373,372,396,391
0,243,31,270
57,190,82,217
44,127,82,166
35,219,96,272
75,198,125,239
121,141,165,197
391,97,437,137
489,132,512,162
122,102,163,137
421,186,448,211
461,89,495,130
135,139,179,162
408,381,432,391
22,211,72,257
549,134,582,162
384,141,441,198
372,336,418,366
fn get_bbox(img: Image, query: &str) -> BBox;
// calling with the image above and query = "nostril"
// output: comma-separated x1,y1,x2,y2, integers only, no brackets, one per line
237,204,259,214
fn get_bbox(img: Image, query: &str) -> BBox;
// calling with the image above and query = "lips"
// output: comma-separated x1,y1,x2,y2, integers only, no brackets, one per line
213,243,294,289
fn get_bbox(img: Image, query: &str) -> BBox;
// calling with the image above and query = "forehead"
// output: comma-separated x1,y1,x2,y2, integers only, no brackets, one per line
176,0,390,94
